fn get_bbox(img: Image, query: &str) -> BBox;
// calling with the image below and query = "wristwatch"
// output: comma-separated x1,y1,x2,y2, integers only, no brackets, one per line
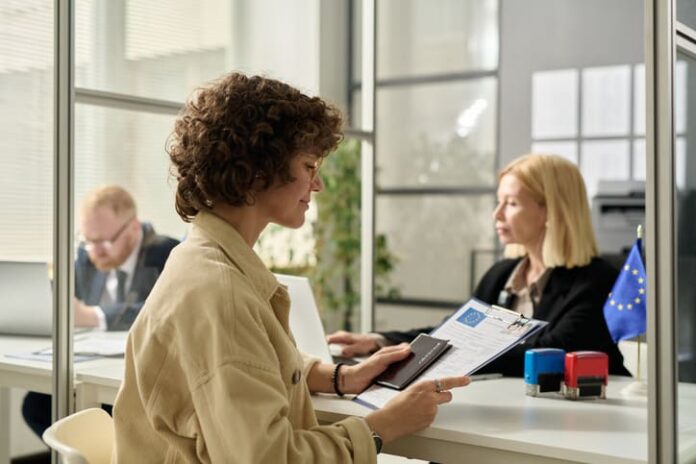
364,418,383,454
371,430,383,454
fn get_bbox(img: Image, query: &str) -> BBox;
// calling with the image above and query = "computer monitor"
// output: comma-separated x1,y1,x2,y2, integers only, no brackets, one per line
274,274,332,363
0,261,53,336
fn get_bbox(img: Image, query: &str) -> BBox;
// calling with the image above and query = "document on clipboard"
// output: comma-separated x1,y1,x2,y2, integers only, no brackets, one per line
355,298,548,409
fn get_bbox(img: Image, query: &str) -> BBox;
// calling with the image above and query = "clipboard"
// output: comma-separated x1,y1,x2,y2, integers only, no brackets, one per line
354,298,548,409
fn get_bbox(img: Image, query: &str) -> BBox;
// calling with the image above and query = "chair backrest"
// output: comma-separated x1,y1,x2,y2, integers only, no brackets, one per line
42,408,114,464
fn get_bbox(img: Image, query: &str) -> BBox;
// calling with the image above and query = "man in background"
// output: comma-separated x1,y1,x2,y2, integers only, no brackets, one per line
22,184,180,439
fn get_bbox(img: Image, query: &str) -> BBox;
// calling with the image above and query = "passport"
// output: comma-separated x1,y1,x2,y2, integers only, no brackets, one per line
375,334,452,390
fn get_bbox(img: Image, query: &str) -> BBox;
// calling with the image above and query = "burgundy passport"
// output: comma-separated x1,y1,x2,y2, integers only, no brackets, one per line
375,334,452,390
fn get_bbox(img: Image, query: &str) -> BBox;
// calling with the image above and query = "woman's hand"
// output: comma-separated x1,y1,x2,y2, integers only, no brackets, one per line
365,376,471,443
340,344,412,394
327,330,383,357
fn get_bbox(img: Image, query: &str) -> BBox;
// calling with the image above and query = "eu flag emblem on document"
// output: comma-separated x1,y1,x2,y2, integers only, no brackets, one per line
603,239,647,342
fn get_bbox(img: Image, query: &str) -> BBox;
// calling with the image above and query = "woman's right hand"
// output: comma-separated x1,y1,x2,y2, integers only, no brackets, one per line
365,376,471,443
326,330,383,357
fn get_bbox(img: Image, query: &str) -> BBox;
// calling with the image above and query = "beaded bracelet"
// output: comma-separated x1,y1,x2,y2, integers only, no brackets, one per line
332,362,345,397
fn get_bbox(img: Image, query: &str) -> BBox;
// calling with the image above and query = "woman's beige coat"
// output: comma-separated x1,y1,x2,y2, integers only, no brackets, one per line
112,212,375,463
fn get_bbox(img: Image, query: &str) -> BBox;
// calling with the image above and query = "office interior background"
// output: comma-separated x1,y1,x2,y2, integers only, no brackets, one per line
1,0,695,461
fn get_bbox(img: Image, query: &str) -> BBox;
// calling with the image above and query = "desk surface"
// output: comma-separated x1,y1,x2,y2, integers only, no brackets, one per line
76,359,659,464
3,335,696,464
0,333,124,392
315,377,658,464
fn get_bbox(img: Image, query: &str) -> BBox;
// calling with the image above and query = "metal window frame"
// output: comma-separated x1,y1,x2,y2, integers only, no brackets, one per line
360,0,377,333
646,0,676,462
52,1,185,447
349,0,501,315
53,0,75,444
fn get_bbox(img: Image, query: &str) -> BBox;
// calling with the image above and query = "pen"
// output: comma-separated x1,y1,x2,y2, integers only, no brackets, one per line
470,373,503,381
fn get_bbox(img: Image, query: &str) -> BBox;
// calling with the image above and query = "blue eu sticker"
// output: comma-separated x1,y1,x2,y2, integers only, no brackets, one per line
457,308,486,328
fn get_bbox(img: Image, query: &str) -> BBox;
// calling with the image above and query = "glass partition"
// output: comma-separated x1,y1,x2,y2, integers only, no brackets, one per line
0,0,55,459
361,0,499,332
678,0,696,34
257,138,365,334
675,48,696,464
75,0,231,101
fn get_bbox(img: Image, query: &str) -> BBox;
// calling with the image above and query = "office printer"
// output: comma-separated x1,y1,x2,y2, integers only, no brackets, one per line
591,180,645,257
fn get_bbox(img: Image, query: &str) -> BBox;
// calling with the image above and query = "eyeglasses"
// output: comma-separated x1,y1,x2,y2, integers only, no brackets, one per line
79,216,134,251
308,157,324,182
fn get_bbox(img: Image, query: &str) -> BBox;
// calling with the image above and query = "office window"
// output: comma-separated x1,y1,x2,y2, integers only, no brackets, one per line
675,50,696,463
376,0,498,79
530,62,688,200
352,0,500,328
378,78,497,188
0,0,55,261
377,195,496,303
76,0,230,102
74,105,185,239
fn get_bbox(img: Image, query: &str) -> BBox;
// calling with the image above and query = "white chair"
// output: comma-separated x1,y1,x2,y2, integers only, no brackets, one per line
42,408,114,464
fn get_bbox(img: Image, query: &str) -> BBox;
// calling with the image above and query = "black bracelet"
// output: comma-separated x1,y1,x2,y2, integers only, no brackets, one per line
332,362,345,397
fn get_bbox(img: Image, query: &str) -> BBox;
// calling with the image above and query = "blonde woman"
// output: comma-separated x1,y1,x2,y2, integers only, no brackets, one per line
329,154,630,377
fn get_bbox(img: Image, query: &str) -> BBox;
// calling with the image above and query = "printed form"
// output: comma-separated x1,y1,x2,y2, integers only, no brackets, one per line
355,299,547,409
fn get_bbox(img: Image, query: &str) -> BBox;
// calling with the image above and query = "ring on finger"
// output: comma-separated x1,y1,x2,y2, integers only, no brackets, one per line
434,378,443,393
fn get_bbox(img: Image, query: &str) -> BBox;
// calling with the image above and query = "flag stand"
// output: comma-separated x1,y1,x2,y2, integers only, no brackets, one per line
621,225,648,398
621,337,648,398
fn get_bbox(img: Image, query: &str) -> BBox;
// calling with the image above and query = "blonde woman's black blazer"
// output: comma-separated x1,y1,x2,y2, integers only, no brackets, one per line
379,257,630,377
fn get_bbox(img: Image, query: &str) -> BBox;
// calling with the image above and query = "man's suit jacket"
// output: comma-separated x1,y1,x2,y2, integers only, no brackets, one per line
75,223,179,331
379,257,630,376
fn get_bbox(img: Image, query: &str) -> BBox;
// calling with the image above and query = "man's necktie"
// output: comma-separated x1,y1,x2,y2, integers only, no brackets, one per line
116,270,128,303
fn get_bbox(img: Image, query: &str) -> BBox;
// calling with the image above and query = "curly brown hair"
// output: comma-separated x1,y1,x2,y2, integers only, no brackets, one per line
167,73,343,222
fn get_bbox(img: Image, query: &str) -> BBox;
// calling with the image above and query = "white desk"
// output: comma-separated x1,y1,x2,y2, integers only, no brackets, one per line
71,363,660,464
315,377,654,464
0,334,124,464
3,335,696,464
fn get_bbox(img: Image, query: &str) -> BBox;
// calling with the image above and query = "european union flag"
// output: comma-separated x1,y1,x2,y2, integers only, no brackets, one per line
603,239,647,342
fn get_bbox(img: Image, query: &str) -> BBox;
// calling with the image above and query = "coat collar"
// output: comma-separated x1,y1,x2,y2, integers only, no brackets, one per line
191,211,279,302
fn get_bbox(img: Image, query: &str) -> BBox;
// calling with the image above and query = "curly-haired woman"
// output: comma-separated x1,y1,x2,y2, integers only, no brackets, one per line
112,73,470,463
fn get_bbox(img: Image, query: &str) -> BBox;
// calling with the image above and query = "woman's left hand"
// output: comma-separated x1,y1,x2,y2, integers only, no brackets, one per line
341,344,412,394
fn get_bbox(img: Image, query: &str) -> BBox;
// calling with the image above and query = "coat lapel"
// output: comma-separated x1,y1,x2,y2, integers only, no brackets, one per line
89,271,107,305
535,267,574,321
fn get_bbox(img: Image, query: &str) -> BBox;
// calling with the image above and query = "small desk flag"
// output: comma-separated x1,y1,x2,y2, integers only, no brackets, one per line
603,239,647,342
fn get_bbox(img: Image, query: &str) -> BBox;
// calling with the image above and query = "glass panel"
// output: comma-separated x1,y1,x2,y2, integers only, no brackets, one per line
581,65,631,137
376,0,498,79
580,139,630,200
377,78,497,188
375,304,454,333
257,139,365,334
677,0,696,34
532,69,578,139
531,141,578,165
675,50,696,464
75,0,337,105
376,194,496,302
75,105,186,239
634,64,646,136
0,0,55,456
75,0,230,101
633,139,646,180
348,0,366,130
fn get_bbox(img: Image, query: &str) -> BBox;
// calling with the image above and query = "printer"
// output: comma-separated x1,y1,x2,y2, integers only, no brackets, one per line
591,180,645,256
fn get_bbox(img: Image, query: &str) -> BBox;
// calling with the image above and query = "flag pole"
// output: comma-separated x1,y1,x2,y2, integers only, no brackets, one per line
636,224,642,383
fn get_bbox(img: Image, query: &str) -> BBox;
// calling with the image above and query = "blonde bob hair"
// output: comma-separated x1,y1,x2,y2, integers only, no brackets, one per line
500,154,598,268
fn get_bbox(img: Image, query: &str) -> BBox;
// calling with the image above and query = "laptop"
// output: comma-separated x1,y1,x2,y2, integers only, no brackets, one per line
275,274,333,363
0,261,53,336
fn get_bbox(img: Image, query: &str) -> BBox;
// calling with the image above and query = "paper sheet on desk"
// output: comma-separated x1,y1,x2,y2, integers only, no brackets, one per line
6,331,128,362
355,299,547,409
5,352,100,363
